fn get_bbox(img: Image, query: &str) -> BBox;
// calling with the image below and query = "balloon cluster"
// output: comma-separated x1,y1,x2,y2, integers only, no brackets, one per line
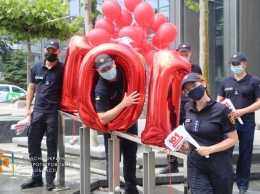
88,0,177,61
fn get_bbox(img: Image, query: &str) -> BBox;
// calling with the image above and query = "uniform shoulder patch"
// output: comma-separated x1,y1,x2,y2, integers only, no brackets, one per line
227,112,235,124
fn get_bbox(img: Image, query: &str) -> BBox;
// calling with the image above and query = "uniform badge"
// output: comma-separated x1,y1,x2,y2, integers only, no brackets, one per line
95,96,100,101
227,112,235,124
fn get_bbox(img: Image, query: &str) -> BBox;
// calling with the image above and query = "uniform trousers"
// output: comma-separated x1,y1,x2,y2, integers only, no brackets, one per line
234,122,255,191
188,149,234,194
103,123,138,193
27,111,58,182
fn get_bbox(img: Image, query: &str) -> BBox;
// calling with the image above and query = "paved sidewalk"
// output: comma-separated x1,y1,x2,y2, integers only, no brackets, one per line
1,102,260,193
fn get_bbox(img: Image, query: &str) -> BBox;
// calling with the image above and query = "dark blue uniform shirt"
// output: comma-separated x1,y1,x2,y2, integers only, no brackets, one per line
30,60,64,113
218,73,260,122
95,66,124,112
184,100,235,150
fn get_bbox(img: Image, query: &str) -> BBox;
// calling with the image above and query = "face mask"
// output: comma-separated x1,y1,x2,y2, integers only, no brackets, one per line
45,52,58,62
231,64,243,74
188,84,205,101
101,68,117,80
184,56,190,62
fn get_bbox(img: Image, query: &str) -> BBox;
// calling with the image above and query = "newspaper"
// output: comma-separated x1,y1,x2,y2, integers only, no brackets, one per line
165,125,209,158
221,98,243,124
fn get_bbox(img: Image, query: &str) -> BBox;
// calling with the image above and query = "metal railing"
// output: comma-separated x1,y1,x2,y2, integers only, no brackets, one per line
57,111,188,194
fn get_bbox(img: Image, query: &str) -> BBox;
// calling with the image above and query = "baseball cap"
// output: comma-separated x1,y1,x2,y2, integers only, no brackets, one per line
182,73,201,89
177,42,191,52
229,52,246,63
44,40,59,50
95,54,113,71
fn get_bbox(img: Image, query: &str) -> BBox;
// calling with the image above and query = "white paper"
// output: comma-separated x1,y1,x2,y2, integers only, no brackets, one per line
10,116,30,135
221,98,243,124
165,125,209,158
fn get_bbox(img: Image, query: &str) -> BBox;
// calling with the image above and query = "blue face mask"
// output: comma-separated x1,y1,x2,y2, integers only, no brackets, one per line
188,84,205,101
101,68,117,80
231,64,243,74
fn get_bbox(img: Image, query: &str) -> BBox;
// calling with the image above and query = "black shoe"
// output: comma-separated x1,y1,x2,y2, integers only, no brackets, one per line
159,164,179,174
124,190,139,194
20,178,44,189
46,181,56,190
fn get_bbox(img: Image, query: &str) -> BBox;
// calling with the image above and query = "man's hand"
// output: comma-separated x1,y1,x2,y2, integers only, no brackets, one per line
24,109,31,118
232,109,246,119
121,91,140,108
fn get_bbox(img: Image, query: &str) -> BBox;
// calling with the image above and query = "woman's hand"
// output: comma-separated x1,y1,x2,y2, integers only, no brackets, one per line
178,142,190,154
196,146,212,157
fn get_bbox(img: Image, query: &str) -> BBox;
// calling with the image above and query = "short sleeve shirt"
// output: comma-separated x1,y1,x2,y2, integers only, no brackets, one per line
184,100,235,149
30,60,64,113
95,67,124,112
218,73,260,122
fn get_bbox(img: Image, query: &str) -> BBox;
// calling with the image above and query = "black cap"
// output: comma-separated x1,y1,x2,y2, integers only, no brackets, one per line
182,73,201,89
44,40,59,50
95,54,113,71
177,42,191,52
229,52,246,63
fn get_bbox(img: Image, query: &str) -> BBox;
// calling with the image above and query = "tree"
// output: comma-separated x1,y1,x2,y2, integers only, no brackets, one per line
1,50,27,89
0,0,84,85
0,38,12,63
184,0,209,84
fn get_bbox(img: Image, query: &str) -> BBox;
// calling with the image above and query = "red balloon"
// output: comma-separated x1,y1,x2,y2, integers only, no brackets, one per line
134,25,147,41
115,9,133,28
88,28,110,46
119,26,142,46
124,0,142,12
77,43,146,132
157,22,178,43
134,2,154,28
140,42,152,57
61,36,92,113
95,18,115,34
102,0,122,20
112,28,121,39
150,13,167,32
145,50,157,68
152,34,170,50
141,50,191,147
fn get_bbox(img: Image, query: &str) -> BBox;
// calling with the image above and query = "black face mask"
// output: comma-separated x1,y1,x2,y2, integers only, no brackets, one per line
45,52,58,62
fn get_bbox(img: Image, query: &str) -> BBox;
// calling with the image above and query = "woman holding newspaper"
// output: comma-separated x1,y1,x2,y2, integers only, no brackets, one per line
179,73,238,194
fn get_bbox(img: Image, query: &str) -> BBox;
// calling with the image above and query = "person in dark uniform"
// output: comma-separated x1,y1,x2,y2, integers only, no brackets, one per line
160,42,202,174
94,54,140,194
21,40,64,190
217,52,260,194
179,72,238,194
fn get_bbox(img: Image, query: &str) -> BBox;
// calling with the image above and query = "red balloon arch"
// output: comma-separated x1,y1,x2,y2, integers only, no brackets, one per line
76,43,146,133
61,0,193,147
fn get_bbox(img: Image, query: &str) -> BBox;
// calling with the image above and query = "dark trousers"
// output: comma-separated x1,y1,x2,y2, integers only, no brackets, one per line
104,123,138,193
27,111,58,182
188,149,234,194
233,122,255,190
